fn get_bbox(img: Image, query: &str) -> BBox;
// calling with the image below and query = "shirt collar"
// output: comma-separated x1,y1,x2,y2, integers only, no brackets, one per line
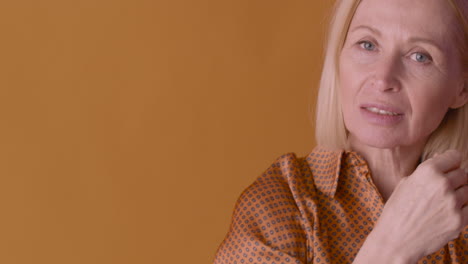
305,146,370,198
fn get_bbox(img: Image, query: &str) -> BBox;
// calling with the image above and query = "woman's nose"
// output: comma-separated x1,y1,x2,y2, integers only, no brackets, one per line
372,54,402,93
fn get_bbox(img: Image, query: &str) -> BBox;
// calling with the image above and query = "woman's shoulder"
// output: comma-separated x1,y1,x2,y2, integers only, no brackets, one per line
241,146,346,201
258,146,344,179
213,151,318,263
236,152,307,205
213,147,348,263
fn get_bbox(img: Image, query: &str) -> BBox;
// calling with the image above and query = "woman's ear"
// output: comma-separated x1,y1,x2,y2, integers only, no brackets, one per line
450,80,468,109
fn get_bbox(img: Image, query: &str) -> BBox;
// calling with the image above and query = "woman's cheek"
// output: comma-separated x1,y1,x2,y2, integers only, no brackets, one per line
407,73,451,103
340,50,375,85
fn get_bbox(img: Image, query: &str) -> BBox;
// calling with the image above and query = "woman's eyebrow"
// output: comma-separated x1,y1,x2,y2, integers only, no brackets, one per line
408,37,443,53
350,25,381,36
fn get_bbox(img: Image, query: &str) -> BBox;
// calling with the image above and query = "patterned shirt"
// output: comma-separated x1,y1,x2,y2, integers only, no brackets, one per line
214,147,468,264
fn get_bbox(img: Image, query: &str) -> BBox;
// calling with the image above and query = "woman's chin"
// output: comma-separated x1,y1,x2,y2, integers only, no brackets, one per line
349,132,404,150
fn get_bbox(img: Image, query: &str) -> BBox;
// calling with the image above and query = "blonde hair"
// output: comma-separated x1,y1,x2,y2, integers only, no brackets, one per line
315,0,468,165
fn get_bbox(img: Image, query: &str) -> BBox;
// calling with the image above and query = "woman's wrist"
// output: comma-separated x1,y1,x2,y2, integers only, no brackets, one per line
353,229,414,264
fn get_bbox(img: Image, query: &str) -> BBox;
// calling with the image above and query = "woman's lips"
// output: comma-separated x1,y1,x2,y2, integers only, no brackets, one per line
363,106,400,116
360,104,404,126
360,103,404,115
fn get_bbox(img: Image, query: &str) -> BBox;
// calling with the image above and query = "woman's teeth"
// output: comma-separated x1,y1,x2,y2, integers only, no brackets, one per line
365,107,399,116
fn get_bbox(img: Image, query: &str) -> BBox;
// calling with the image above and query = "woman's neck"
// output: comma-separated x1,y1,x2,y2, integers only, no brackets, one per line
348,136,426,201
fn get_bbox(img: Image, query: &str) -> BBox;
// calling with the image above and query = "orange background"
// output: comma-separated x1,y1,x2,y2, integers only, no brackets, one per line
0,1,333,263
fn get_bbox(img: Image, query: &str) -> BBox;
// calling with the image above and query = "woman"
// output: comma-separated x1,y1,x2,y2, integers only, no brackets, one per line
214,0,468,263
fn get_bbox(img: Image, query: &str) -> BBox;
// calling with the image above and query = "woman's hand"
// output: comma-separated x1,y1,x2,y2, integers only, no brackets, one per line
354,150,468,264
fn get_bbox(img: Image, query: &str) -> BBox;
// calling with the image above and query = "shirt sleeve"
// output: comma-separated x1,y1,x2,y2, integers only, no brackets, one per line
446,226,468,263
213,155,310,264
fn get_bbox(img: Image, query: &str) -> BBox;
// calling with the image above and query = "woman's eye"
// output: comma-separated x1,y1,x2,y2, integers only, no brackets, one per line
410,52,432,64
359,41,376,51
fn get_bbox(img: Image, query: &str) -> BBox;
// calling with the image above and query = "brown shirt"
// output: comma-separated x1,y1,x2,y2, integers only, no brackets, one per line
214,147,468,264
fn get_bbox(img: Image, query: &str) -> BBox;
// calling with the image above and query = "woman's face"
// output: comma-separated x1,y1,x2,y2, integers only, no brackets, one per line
339,0,467,149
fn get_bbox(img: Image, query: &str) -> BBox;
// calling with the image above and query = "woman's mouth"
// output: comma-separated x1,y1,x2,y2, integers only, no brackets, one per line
360,104,404,126
363,107,401,116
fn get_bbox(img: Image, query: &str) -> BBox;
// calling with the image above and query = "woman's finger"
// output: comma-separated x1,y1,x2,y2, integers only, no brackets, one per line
455,185,468,209
446,168,468,189
462,204,468,229
429,150,462,173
